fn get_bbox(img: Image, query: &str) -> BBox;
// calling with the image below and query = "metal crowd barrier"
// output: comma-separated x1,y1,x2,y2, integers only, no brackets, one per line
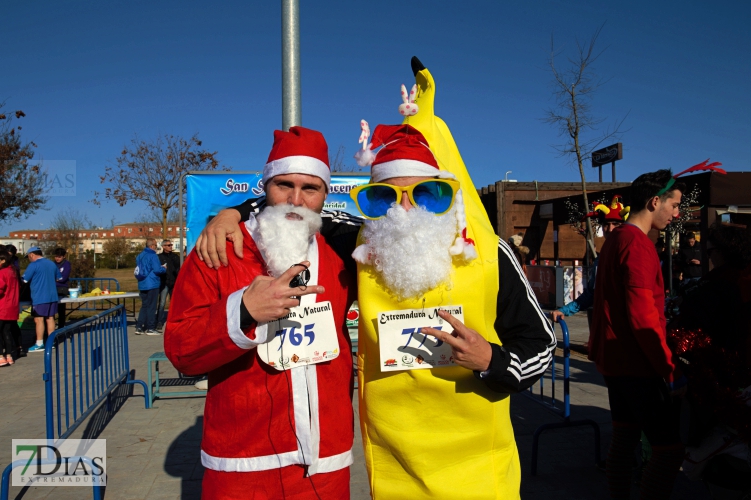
522,318,601,475
0,305,148,499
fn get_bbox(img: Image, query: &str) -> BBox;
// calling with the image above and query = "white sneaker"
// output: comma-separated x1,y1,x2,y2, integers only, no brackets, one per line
195,379,208,391
144,330,161,336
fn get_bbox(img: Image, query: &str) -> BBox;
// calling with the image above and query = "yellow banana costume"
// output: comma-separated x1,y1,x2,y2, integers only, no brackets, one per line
357,62,522,498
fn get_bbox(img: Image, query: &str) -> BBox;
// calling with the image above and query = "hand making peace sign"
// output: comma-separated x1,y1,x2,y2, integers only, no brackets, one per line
241,262,324,323
422,310,493,372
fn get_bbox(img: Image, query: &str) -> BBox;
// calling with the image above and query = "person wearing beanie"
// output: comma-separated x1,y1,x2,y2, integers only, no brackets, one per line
194,58,555,499
165,126,357,499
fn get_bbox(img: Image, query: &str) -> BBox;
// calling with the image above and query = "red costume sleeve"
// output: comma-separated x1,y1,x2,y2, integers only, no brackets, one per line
164,252,259,376
622,240,678,382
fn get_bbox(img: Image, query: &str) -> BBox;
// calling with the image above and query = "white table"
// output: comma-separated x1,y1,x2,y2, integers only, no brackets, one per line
20,292,141,327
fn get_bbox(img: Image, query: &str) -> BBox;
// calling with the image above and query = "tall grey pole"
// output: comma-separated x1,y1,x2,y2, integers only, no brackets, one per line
282,0,301,131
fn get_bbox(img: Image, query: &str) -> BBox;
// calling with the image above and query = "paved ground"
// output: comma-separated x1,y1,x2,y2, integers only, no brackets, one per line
0,312,712,499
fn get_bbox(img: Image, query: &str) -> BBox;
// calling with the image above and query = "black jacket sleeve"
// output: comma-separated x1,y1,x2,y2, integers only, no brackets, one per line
475,237,557,393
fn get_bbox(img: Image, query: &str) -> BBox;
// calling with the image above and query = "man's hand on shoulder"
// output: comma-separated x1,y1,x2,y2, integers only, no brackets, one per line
422,309,492,372
196,209,243,268
242,262,325,323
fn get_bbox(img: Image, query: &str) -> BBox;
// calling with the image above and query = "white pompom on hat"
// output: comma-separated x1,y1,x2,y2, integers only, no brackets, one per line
263,126,331,187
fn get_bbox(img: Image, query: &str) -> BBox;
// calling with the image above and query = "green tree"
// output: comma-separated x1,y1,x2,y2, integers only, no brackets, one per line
103,238,130,269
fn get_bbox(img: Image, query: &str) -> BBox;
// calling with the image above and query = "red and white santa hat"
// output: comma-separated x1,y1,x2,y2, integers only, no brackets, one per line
263,126,331,187
355,123,455,182
353,121,477,261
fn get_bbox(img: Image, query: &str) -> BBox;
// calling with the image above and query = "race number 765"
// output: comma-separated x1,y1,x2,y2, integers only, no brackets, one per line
274,324,315,350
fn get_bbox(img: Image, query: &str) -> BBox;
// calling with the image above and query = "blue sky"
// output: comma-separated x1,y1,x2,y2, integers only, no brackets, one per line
3,0,749,233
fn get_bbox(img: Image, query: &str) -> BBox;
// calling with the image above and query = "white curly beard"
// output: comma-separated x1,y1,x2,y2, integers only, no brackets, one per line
255,204,322,277
361,204,458,300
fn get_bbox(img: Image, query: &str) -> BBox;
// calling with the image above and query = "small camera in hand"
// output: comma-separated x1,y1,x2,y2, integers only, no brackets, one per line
289,265,310,288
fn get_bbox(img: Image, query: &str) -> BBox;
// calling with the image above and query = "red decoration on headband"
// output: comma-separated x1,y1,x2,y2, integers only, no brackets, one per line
673,159,726,178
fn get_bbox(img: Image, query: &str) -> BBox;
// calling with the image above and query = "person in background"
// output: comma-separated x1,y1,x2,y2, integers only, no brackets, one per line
156,239,180,331
0,250,20,366
22,247,62,353
3,245,24,357
668,222,751,489
53,247,71,296
552,196,628,323
590,169,686,500
680,231,703,286
507,233,529,273
134,239,166,335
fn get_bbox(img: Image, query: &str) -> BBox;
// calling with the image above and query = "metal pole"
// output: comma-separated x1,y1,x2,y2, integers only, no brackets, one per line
281,0,301,130
611,161,616,182
598,165,602,183
667,229,673,296
178,173,185,266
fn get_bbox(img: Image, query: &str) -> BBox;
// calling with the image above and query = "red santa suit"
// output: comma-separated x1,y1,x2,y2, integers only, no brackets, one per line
165,216,355,500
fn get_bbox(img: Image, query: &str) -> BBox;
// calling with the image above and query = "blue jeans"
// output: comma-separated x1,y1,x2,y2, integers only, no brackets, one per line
156,286,171,327
137,288,159,331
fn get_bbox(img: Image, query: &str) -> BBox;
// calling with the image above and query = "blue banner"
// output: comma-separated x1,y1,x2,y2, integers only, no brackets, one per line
185,172,369,252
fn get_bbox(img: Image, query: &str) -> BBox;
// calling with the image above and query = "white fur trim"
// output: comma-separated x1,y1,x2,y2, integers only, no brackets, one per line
226,287,269,349
371,159,455,183
263,155,331,186
200,449,352,473
351,244,372,264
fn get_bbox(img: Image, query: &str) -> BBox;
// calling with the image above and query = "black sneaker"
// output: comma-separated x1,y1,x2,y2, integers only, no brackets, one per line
156,324,164,332
135,328,145,335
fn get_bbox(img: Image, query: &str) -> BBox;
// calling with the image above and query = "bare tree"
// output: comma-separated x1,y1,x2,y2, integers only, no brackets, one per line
94,133,225,236
330,145,360,172
103,238,130,269
0,104,47,222
544,24,627,262
47,207,92,256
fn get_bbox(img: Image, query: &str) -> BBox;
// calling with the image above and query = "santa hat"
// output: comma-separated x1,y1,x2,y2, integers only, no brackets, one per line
355,123,454,183
353,121,477,261
263,126,331,187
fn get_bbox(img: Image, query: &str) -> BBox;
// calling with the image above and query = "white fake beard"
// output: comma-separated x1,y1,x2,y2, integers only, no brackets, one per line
362,205,457,300
255,204,322,277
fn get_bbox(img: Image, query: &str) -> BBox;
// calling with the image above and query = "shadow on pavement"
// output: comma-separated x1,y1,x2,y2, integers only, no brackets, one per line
165,416,204,500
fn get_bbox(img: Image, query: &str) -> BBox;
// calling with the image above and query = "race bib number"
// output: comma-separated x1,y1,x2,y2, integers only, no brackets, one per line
378,305,464,372
257,301,340,371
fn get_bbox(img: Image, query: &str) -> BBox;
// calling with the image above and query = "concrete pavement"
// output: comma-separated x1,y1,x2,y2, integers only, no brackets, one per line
0,313,710,499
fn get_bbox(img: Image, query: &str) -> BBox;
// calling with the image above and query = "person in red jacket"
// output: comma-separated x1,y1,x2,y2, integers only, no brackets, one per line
0,249,20,366
590,169,686,500
165,127,356,499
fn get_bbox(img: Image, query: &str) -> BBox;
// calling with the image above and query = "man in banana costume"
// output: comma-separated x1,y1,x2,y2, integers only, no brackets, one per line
196,57,555,499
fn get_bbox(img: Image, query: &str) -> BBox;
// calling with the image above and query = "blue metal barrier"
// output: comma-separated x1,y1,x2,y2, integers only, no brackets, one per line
522,317,601,475
0,304,148,499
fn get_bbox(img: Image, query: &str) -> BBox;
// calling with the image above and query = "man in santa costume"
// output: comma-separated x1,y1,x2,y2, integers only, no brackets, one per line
194,58,556,498
165,126,356,499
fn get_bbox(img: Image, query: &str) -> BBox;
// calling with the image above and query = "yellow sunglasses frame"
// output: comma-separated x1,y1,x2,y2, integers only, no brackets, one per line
349,179,460,220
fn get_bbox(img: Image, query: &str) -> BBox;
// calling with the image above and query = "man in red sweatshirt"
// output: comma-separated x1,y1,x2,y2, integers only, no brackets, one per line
590,169,686,500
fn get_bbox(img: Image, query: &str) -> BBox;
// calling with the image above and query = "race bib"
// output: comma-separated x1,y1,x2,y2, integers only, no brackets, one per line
378,305,464,372
257,301,340,371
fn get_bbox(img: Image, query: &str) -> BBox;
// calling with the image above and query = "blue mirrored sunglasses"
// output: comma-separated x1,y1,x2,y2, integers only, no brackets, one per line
349,179,459,220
